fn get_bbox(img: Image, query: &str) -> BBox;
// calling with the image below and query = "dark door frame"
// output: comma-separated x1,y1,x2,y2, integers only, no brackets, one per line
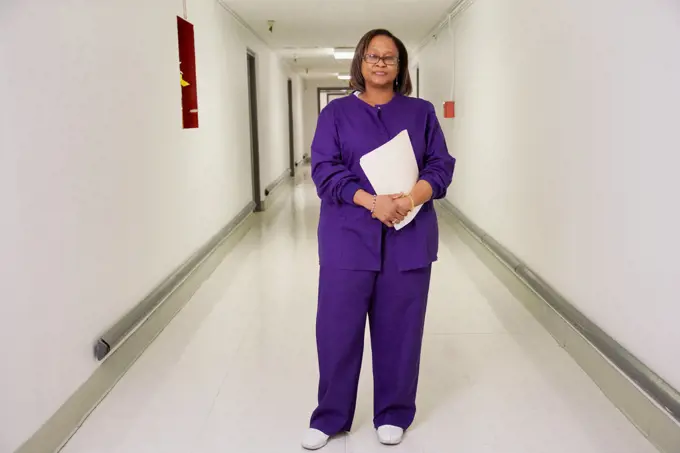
287,79,295,177
416,66,420,98
317,86,353,114
247,50,262,212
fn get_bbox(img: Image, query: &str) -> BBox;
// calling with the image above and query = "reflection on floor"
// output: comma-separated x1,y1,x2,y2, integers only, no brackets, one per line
62,170,656,453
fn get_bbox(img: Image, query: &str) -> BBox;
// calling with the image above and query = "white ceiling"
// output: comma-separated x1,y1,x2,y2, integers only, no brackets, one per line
221,0,461,78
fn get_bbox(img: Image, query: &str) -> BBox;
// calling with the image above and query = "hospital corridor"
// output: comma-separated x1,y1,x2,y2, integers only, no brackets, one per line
1,1,679,453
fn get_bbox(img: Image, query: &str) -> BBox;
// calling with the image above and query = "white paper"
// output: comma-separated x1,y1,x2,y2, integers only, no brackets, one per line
359,129,421,230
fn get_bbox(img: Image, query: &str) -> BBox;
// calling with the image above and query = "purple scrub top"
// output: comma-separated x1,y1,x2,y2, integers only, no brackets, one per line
311,93,456,272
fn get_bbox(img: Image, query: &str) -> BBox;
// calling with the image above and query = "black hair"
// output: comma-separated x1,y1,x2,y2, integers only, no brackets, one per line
349,29,412,96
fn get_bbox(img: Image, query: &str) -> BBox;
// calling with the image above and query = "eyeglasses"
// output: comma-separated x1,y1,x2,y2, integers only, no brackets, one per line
363,54,399,66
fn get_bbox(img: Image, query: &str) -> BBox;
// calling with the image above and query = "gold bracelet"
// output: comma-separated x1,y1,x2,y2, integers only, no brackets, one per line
407,194,415,211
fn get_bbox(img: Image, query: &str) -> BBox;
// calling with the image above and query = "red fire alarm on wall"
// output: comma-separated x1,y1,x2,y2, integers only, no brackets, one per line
443,101,455,118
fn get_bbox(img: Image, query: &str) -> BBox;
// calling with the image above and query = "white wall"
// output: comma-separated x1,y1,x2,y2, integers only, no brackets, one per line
416,0,680,390
0,0,291,450
292,76,307,165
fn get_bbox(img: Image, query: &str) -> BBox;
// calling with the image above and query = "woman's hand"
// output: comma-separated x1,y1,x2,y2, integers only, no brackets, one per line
353,190,414,227
372,194,406,227
392,194,414,218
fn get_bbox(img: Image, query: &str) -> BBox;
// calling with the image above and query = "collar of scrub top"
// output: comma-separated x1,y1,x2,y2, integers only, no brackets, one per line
352,91,402,111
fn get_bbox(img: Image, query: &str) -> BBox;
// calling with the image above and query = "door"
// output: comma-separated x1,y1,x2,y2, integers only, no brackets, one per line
287,79,295,177
326,93,346,103
247,52,262,212
416,66,420,98
317,88,352,114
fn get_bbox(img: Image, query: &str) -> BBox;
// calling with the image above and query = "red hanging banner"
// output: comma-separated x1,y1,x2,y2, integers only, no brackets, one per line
177,17,199,129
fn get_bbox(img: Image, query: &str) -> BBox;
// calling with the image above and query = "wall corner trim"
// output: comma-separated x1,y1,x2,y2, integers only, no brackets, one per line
416,0,476,52
217,1,269,48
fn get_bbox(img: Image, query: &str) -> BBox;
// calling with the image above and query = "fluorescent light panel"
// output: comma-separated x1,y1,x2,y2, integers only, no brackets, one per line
334,49,354,60
337,74,351,80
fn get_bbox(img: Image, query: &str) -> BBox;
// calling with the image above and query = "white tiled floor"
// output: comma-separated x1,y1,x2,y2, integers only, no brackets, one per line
61,171,657,453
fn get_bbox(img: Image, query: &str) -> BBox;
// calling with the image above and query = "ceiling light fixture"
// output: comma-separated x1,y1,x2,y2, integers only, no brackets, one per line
334,49,354,60
337,74,351,80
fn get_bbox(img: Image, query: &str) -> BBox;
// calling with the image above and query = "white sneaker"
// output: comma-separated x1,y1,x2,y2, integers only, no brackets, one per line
302,428,330,450
376,425,404,445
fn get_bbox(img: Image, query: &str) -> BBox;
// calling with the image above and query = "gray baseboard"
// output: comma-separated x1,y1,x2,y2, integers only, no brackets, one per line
15,202,257,453
436,199,680,453
263,170,289,197
262,170,291,211
94,202,255,361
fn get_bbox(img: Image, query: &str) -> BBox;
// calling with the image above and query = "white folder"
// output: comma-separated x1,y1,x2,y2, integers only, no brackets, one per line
359,129,422,231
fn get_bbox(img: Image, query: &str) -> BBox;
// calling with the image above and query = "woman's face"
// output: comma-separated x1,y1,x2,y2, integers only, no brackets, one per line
361,35,399,90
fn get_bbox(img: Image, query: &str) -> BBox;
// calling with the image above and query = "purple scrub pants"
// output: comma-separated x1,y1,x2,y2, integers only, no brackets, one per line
310,234,432,436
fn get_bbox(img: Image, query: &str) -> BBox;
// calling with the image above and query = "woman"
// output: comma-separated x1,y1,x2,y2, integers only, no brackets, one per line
302,29,456,450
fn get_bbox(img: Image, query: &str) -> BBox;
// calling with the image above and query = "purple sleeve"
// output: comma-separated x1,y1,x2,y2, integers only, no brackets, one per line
311,104,362,205
419,102,456,199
